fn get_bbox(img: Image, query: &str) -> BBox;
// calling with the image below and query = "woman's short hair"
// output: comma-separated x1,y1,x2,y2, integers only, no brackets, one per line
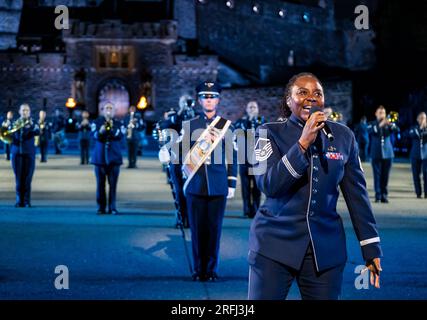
280,72,323,118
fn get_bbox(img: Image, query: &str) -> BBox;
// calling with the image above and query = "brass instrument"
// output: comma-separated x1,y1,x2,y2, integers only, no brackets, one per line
329,111,343,123
34,121,45,147
0,118,31,144
387,111,399,124
104,118,113,132
250,116,264,129
127,111,135,139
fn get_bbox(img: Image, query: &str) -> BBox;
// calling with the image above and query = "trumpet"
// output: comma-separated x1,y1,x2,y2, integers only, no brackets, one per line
0,118,31,144
35,121,45,147
387,111,399,124
104,119,113,132
329,111,343,123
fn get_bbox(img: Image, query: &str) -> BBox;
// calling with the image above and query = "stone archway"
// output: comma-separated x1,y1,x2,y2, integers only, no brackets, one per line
97,78,130,118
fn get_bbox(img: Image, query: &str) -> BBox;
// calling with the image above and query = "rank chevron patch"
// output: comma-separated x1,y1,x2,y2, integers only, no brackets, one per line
255,138,273,161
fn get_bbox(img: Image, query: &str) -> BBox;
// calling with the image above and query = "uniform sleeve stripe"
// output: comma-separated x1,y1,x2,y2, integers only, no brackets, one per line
282,155,302,179
228,177,237,180
360,237,380,246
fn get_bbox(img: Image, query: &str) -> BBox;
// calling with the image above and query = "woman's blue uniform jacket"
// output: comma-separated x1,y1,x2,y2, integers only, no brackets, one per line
249,114,382,272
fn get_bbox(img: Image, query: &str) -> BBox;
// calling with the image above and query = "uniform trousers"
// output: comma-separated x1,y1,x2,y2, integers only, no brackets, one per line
248,244,345,300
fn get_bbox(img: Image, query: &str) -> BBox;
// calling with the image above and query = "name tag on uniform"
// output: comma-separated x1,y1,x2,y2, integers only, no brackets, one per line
325,152,343,160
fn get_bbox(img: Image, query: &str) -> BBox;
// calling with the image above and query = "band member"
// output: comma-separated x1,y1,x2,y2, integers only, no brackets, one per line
124,105,144,169
91,103,124,215
409,112,427,198
354,116,370,162
248,73,382,300
234,101,265,218
10,104,39,207
1,111,14,160
52,108,66,154
367,105,400,203
160,81,237,281
155,95,197,228
36,110,52,163
77,110,91,165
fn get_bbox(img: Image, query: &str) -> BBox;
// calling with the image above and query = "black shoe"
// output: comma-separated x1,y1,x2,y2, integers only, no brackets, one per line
97,209,106,215
192,272,209,282
381,197,389,203
417,195,422,199
206,272,219,282
24,203,31,208
192,272,202,281
109,209,119,215
14,203,22,208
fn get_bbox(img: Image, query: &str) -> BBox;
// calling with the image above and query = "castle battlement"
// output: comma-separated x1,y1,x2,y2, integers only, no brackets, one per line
63,19,178,41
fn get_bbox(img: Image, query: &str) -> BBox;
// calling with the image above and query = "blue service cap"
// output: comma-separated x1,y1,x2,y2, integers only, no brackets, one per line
196,81,221,96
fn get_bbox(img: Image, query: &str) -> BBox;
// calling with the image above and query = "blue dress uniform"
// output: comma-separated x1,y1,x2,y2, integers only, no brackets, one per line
37,119,52,163
354,120,369,162
2,117,13,161
124,112,144,168
77,120,91,165
160,108,198,228
179,113,238,280
409,125,427,198
234,115,265,218
367,120,400,202
10,119,39,207
91,117,124,214
248,114,382,300
52,114,66,154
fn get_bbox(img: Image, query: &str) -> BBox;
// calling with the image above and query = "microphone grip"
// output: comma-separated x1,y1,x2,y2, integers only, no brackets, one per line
322,127,334,142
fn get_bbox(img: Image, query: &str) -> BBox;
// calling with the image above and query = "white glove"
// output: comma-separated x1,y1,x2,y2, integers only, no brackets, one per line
158,147,171,164
227,187,236,199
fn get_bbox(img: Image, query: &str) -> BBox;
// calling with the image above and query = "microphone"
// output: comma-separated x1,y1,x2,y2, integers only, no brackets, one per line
309,106,334,141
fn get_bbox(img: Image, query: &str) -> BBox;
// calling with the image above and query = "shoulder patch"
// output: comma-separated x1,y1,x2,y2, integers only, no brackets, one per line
254,137,273,161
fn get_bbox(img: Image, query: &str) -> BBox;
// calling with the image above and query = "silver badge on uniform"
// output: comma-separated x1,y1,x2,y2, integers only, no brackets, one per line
254,138,273,161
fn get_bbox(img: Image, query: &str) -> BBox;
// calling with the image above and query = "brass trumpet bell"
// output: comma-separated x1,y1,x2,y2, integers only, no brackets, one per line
329,111,343,122
387,111,399,123
0,118,30,144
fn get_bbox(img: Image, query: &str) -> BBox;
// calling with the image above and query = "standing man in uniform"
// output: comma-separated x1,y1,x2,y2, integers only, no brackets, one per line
124,105,144,169
77,110,91,165
2,111,14,160
52,108,66,154
160,81,237,281
367,105,400,203
409,111,427,198
234,101,265,218
91,103,124,215
36,110,52,163
10,104,39,207
354,116,370,162
156,95,197,228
